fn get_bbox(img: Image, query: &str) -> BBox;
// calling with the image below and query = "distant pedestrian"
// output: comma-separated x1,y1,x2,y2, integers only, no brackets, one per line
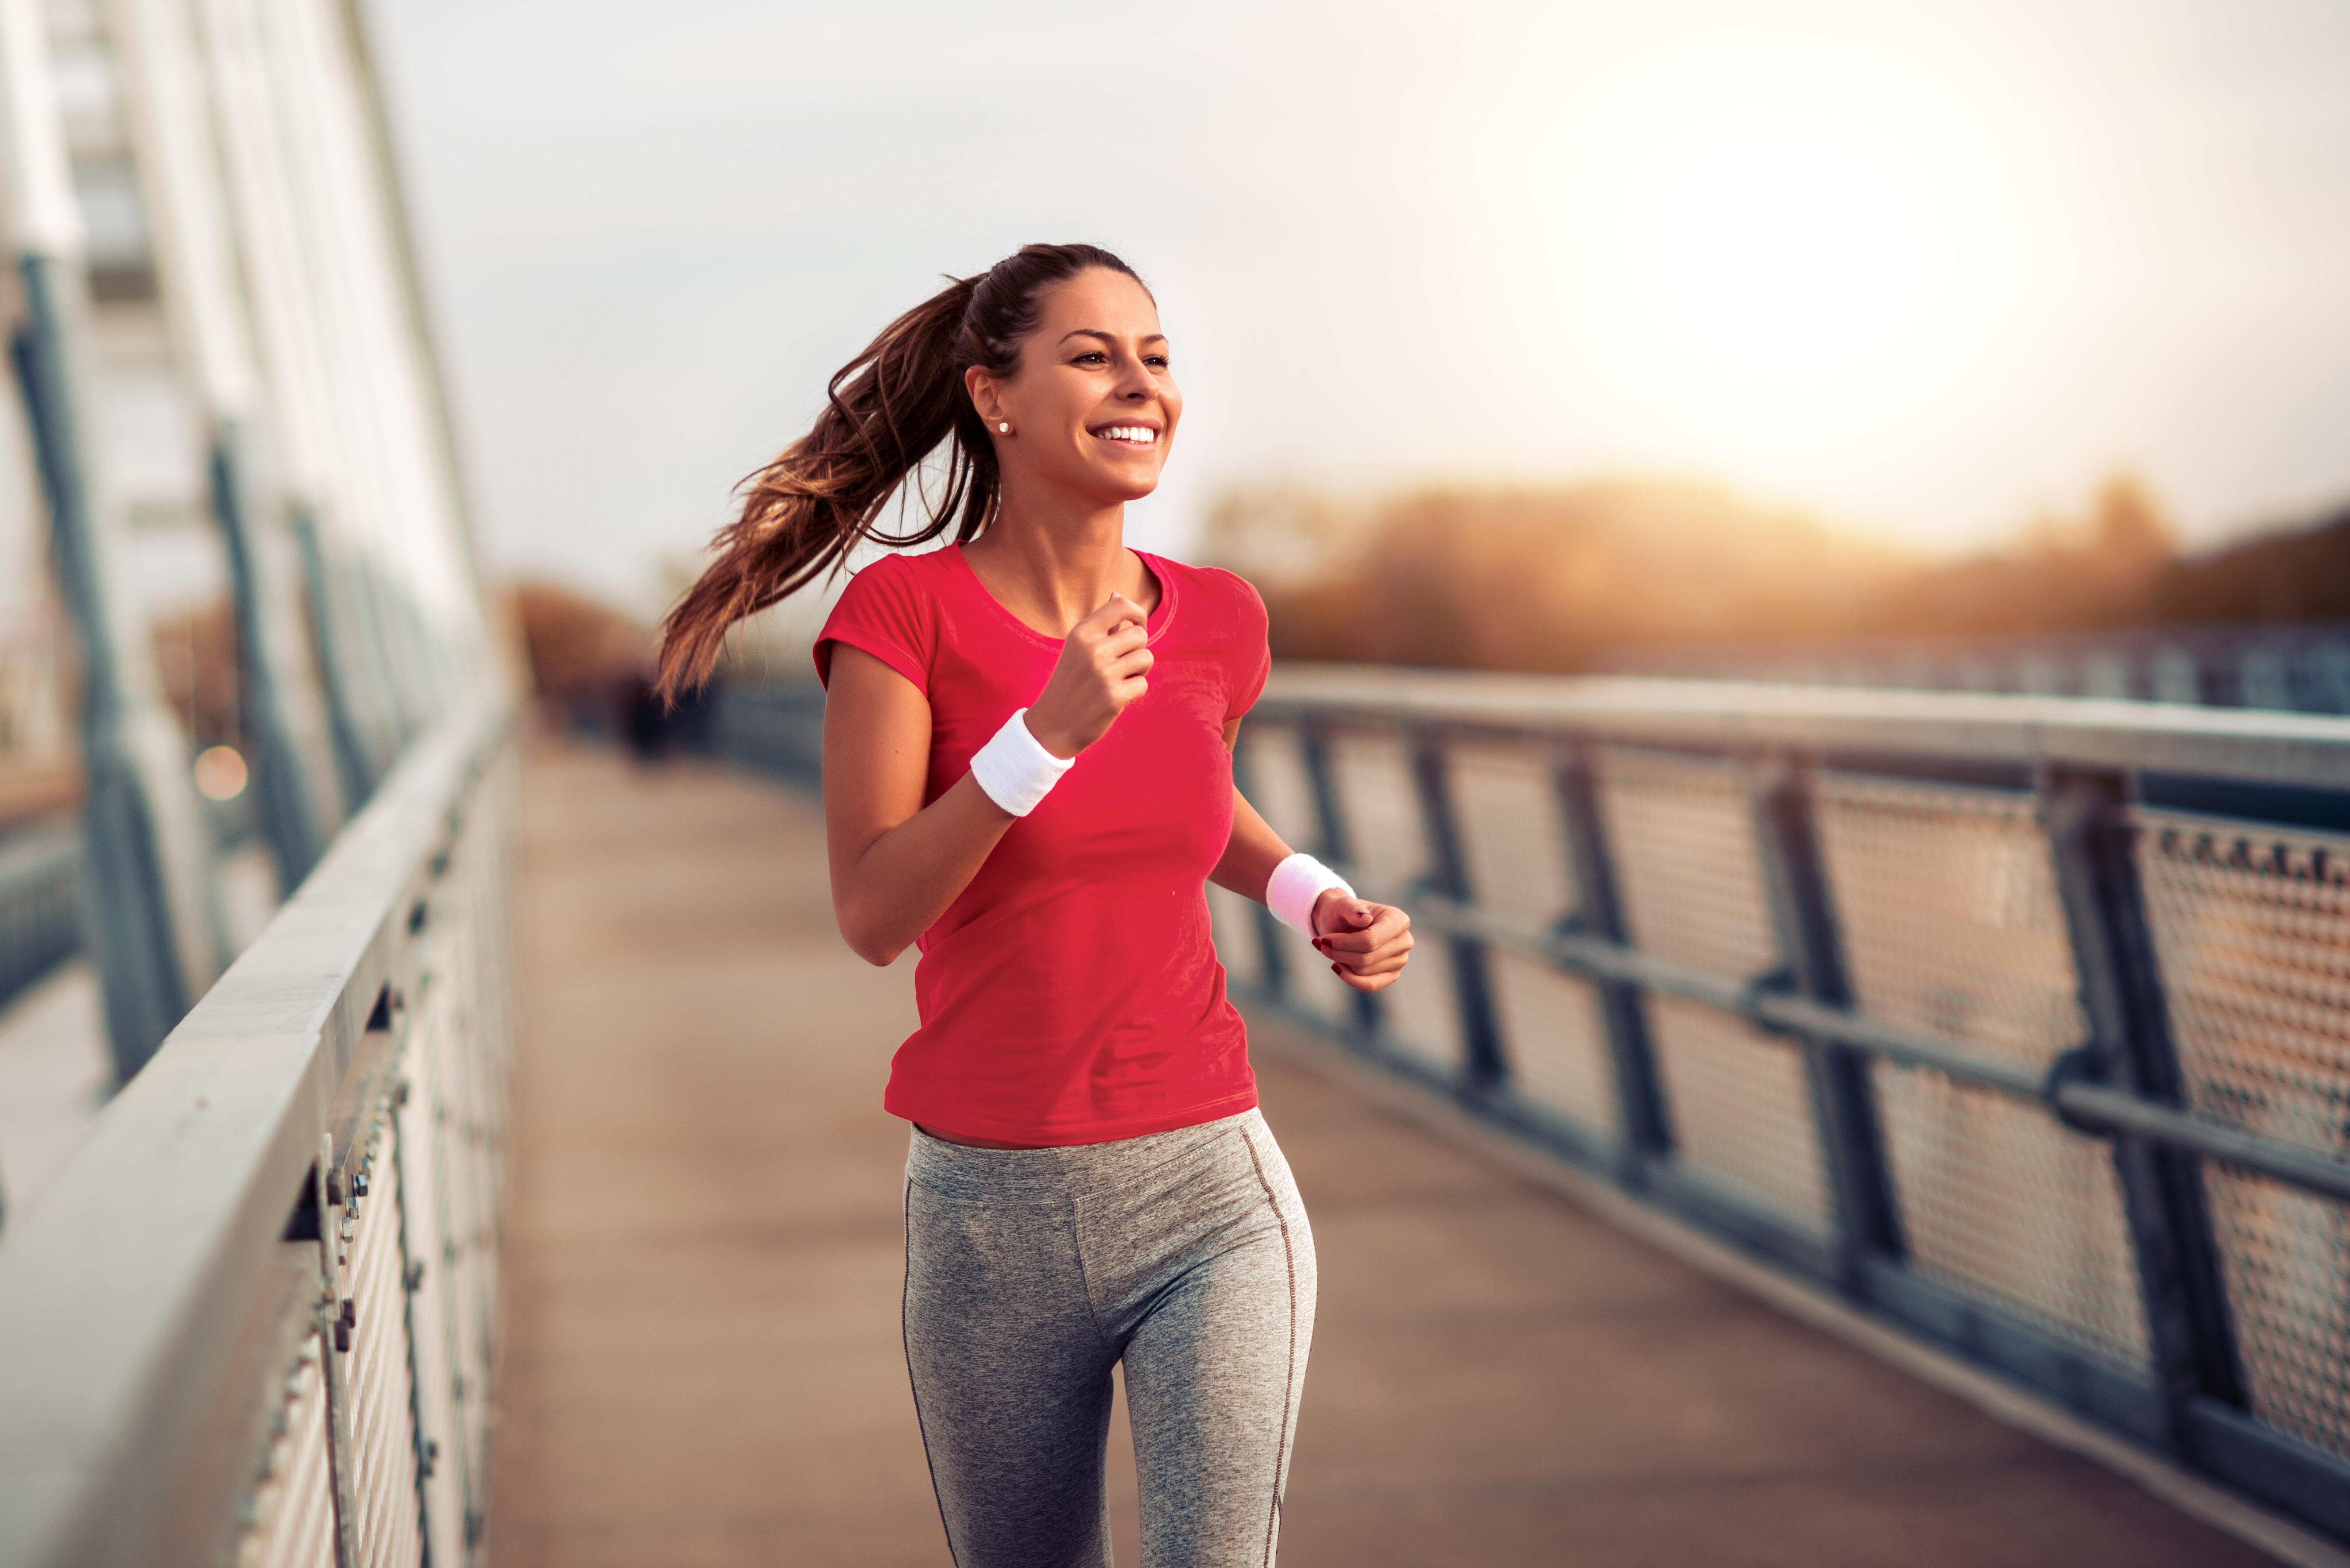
655,243,1414,1565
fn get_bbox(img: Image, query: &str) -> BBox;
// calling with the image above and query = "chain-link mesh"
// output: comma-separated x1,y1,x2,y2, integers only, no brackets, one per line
1648,996,1834,1236
1239,724,1359,1030
1595,747,1778,979
1451,743,1577,931
1492,953,1619,1138
2135,809,2350,1456
2200,1164,2350,1460
1813,774,2150,1370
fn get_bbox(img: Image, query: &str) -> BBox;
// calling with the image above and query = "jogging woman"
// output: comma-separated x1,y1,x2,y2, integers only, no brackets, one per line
656,242,1414,1567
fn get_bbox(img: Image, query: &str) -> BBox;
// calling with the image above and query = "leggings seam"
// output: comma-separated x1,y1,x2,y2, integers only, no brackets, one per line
1237,1123,1299,1568
903,1177,963,1567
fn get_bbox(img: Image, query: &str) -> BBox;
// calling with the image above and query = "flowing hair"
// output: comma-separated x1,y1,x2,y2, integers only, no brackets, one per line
654,241,1147,699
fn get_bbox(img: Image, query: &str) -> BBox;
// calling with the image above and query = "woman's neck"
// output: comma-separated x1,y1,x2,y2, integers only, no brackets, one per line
961,490,1157,637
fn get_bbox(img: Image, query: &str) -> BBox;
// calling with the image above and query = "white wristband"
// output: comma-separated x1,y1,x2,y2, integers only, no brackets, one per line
1267,852,1353,937
968,709,1074,818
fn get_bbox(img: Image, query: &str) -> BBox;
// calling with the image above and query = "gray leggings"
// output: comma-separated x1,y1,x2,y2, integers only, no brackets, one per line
902,1108,1316,1568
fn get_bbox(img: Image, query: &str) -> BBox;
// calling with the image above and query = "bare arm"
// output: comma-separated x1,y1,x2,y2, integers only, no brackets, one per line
823,595,1154,965
1210,718,1415,993
822,646,1012,965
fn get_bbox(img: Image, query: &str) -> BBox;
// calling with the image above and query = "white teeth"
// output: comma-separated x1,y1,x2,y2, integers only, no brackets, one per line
1100,426,1155,444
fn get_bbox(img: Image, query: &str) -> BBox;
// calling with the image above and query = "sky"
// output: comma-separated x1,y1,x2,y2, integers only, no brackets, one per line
368,0,2350,610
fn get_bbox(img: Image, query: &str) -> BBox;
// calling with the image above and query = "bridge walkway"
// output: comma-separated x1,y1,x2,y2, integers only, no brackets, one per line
491,741,2273,1567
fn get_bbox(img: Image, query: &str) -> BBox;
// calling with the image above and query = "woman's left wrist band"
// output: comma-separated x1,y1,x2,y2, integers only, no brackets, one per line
1267,852,1352,936
968,709,1073,818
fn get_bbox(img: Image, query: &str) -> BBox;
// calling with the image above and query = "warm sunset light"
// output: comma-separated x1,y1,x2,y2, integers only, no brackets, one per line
1583,83,1992,454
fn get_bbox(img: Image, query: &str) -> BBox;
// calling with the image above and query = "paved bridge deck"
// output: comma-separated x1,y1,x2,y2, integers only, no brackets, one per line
492,742,2274,1567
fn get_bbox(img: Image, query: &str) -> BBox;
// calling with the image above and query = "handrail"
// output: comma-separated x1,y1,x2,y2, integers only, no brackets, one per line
1256,664,2350,790
0,694,509,1567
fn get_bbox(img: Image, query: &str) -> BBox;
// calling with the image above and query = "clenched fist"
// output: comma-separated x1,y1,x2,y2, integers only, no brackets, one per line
1311,891,1414,993
1023,595,1153,759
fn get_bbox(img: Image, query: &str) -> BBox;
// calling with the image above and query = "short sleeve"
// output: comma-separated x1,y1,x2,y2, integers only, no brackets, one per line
1218,569,1272,720
813,556,933,693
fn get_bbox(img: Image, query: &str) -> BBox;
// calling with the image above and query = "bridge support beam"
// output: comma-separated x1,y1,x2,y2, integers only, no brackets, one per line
2044,768,2244,1449
1748,757,1904,1291
1552,745,1672,1182
0,0,225,1081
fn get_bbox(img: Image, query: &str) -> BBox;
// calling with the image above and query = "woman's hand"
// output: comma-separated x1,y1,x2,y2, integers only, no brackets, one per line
1311,891,1414,993
1023,595,1152,759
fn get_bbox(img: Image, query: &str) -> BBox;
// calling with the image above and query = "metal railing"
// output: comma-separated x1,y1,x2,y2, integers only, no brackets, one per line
1604,622,2350,713
0,697,514,1568
0,822,79,1013
1217,667,2350,1546
707,680,826,785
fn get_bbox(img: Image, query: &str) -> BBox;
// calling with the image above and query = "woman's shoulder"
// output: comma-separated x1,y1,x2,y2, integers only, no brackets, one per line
816,549,959,687
843,545,958,592
1149,556,1266,627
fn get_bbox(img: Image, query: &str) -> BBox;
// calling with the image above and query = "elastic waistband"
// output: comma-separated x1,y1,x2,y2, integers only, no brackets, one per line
906,1108,1265,1203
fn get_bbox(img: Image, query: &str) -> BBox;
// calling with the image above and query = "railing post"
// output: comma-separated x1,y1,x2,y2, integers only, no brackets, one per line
1552,743,1671,1181
2043,767,2242,1446
1747,756,1904,1288
1407,727,1506,1093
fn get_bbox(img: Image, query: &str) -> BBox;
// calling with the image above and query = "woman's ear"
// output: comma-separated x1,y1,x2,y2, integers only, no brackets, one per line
964,363,1004,427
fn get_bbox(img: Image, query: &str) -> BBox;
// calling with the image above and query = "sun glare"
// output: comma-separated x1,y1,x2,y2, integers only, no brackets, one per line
1527,46,2063,510
1616,105,1961,403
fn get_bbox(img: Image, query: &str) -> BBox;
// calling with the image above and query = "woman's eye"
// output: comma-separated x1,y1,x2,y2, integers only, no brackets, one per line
1145,355,1169,369
1073,351,1107,366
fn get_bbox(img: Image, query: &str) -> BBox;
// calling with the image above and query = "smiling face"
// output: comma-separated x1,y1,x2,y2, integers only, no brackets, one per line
966,266,1181,508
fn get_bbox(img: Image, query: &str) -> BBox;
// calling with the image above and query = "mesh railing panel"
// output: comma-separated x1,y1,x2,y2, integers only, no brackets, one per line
2136,810,2350,1457
1595,748,1778,980
1812,773,2149,1369
1241,722,1322,854
234,1336,336,1568
343,1107,424,1568
1814,776,2088,1072
1327,730,1429,895
1450,744,1576,929
432,758,516,1537
1327,730,1461,1073
1207,884,1266,992
2202,1165,2350,1460
2135,811,2350,1157
1375,933,1463,1076
1875,1065,2151,1367
1491,953,1618,1138
1647,996,1834,1238
1240,725,1359,1030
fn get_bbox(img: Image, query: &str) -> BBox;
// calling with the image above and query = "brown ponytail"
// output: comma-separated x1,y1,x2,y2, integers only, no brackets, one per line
654,241,1147,699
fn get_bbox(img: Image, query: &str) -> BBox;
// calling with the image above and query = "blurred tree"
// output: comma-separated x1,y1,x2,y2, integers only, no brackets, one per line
1195,471,2288,673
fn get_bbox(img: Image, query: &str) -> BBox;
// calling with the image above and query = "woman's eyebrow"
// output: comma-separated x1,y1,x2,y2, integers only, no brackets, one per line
1057,329,1170,347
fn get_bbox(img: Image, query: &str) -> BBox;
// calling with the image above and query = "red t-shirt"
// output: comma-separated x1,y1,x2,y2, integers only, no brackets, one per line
813,545,1272,1144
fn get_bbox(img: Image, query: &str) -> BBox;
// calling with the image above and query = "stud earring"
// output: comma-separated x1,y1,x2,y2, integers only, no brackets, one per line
997,421,1010,434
